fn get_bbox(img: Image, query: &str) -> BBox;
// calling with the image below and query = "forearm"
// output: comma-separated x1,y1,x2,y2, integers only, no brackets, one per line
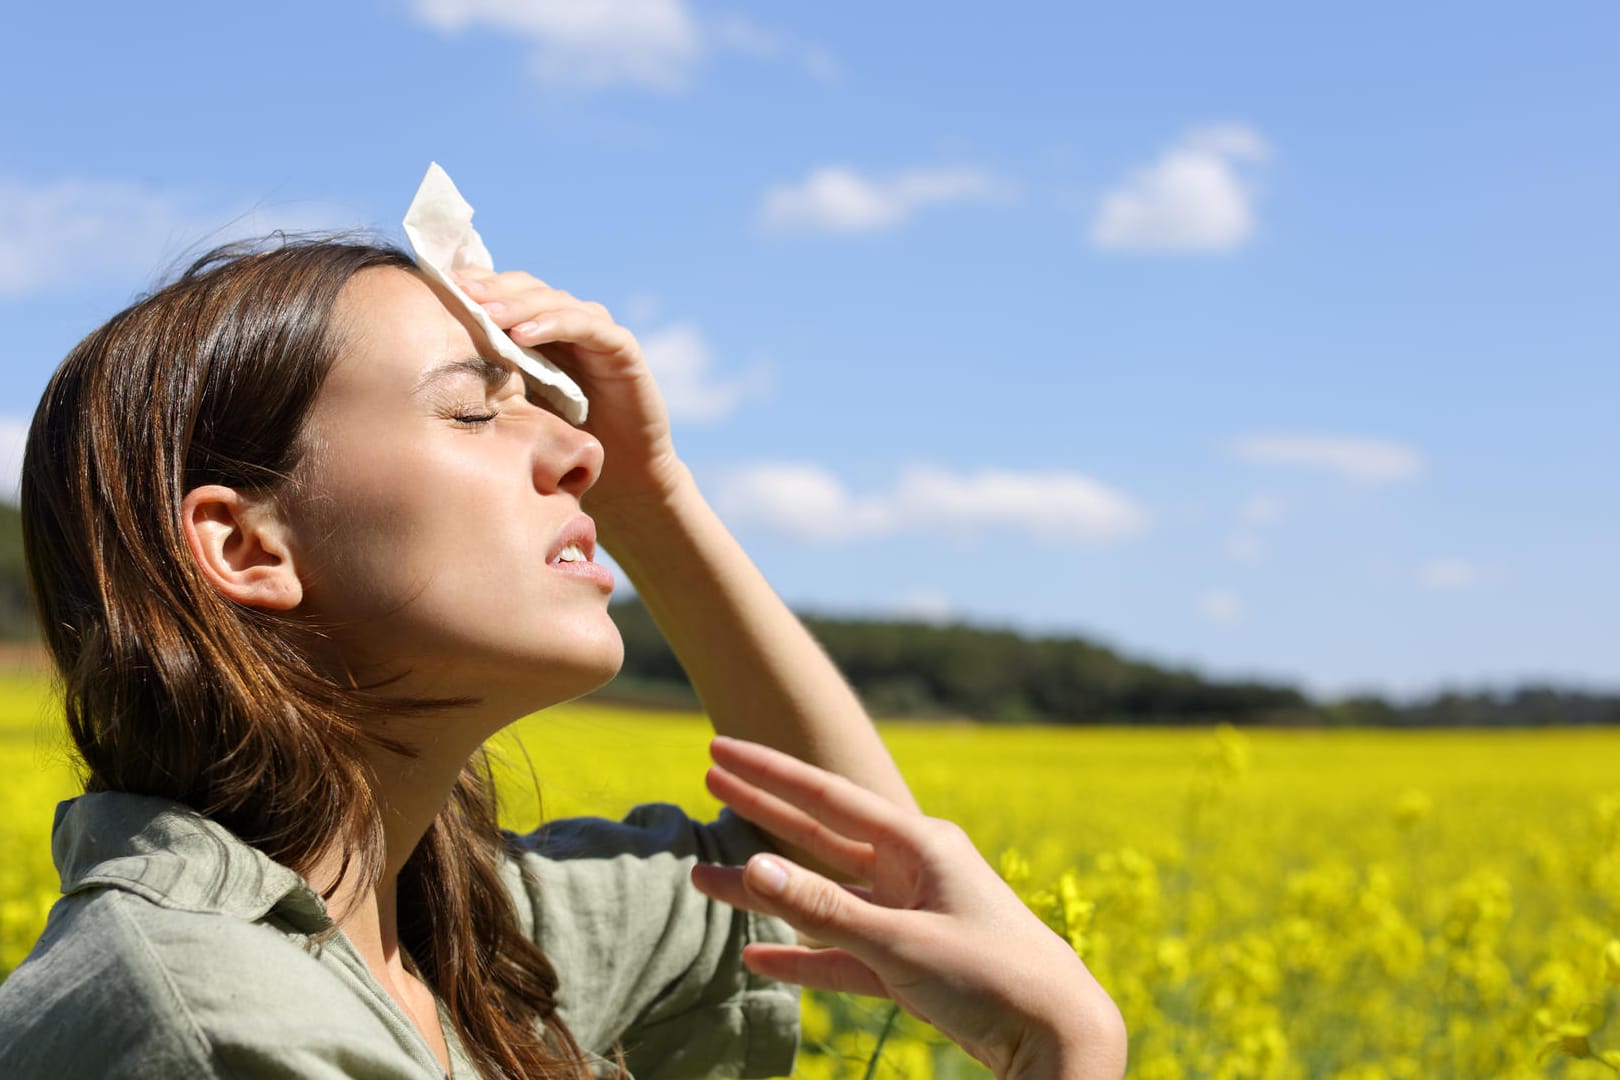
594,464,917,815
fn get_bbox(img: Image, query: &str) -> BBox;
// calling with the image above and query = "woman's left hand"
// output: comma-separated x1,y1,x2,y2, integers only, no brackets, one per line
689,737,1127,1080
451,267,683,511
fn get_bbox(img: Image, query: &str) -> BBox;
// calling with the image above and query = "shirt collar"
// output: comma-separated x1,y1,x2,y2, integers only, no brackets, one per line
52,791,333,932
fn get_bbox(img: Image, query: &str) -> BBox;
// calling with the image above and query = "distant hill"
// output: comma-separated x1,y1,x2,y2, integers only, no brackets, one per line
605,598,1620,727
0,504,33,641
607,597,1308,724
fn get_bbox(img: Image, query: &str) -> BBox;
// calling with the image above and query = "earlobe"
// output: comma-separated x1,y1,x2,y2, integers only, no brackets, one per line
180,485,304,611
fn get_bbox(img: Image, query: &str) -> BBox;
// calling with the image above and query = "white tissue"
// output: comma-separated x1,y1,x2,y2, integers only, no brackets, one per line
402,162,589,425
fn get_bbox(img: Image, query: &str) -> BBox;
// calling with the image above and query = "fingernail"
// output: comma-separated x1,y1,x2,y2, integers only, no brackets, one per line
457,277,488,297
511,319,542,338
481,301,506,317
749,856,789,897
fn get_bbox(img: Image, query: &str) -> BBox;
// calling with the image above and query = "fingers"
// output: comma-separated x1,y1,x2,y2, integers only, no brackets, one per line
451,271,628,352
688,863,893,997
705,765,876,881
507,308,640,358
708,737,919,850
454,272,599,326
452,267,551,292
690,863,877,911
689,855,894,959
741,943,891,999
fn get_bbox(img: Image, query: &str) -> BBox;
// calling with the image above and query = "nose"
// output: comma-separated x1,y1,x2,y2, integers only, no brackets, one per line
532,417,604,498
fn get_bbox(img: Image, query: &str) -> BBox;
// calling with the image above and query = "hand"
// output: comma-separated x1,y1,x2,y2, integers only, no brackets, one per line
450,267,684,511
689,737,1127,1080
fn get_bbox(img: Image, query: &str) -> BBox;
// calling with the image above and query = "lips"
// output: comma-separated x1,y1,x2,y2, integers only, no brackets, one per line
546,514,597,565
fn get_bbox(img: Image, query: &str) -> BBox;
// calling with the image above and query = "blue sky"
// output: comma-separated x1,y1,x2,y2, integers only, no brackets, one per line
3,1,1616,700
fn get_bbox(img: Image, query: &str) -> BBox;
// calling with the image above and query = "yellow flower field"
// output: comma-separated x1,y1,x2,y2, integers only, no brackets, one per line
4,671,1619,1078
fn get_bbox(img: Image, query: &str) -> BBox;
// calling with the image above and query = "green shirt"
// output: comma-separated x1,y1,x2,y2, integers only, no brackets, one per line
0,792,800,1079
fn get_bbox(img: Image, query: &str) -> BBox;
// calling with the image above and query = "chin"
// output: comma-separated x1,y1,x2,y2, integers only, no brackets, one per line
515,615,626,710
565,634,627,701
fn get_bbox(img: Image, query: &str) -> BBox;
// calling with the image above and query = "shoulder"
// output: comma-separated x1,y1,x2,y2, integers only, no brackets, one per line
0,888,213,1077
0,888,422,1079
498,802,784,966
499,804,801,1080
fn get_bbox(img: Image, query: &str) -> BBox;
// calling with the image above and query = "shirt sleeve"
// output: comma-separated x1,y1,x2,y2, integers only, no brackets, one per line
0,891,435,1080
500,805,801,1080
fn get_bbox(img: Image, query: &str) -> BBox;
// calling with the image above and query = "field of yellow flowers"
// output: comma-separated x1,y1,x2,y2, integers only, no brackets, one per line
4,670,1620,1078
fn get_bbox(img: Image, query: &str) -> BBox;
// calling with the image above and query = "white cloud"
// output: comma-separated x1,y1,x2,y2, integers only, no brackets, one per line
0,178,185,294
1198,588,1245,625
889,464,1146,544
1420,559,1482,590
1230,433,1423,486
710,17,837,82
1226,534,1265,564
801,46,841,85
713,461,1146,546
760,166,1010,235
0,419,27,504
640,322,768,423
1091,123,1270,253
1238,494,1286,526
410,2,830,91
1225,494,1282,563
711,462,890,542
708,14,781,57
412,0,702,91
1184,124,1272,160
0,176,350,297
622,292,662,326
888,588,954,626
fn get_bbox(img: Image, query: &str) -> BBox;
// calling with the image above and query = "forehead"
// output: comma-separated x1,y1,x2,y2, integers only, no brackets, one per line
328,266,491,391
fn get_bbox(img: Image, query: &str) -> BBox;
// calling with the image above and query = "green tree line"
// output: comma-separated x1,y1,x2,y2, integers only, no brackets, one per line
609,598,1308,723
0,504,33,641
607,598,1620,727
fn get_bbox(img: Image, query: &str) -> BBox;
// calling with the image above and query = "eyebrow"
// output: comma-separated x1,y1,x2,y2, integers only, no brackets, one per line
411,356,514,396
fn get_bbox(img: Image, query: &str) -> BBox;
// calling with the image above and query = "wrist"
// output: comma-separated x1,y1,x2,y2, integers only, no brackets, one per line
587,457,697,537
1005,985,1126,1080
587,462,736,593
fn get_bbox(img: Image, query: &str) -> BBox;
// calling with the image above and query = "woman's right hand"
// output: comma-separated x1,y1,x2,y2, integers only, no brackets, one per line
689,737,1127,1080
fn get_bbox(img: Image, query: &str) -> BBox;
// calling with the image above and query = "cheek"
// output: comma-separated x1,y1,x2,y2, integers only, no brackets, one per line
306,421,491,526
297,460,535,619
288,410,558,627
289,448,442,610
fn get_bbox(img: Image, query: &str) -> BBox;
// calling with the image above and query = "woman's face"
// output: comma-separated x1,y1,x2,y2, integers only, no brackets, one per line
286,266,622,713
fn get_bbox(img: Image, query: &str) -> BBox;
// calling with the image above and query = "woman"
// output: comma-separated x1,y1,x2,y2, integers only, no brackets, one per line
0,238,1125,1079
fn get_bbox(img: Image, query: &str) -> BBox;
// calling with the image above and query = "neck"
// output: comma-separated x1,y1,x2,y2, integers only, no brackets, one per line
305,705,495,979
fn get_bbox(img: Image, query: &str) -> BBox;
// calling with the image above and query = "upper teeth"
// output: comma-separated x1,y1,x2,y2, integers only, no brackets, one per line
556,544,586,564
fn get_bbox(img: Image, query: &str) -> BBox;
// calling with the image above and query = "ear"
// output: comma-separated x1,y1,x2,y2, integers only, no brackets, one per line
180,485,304,611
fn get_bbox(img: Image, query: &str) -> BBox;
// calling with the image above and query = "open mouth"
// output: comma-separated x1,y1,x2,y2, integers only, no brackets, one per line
552,543,590,565
547,513,599,567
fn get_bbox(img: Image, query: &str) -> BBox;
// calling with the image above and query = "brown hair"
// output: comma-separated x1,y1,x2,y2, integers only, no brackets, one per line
21,238,596,1079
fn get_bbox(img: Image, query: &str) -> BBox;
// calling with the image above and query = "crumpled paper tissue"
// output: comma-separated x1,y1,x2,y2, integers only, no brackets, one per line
402,162,588,425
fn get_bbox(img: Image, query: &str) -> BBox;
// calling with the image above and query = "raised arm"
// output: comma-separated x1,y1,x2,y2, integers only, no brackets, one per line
591,469,918,814
453,268,917,825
